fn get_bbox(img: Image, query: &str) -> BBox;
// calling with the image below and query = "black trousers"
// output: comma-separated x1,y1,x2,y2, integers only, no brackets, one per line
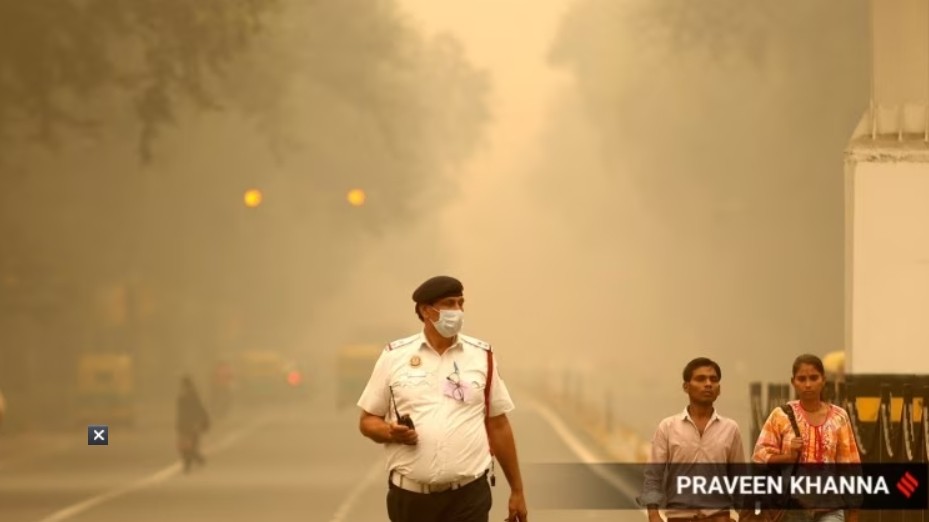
386,474,492,522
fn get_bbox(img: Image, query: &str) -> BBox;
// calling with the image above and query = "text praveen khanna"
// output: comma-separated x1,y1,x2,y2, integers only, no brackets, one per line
675,476,890,496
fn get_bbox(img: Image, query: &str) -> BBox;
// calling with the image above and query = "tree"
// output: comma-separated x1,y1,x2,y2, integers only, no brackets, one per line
539,0,869,376
0,0,491,390
0,0,277,161
220,0,490,229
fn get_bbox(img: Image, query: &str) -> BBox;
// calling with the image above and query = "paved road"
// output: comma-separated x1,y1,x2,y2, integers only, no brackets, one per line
0,391,647,522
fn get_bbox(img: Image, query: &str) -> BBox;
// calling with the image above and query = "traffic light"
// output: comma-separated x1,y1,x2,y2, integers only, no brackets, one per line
346,188,366,207
243,189,263,208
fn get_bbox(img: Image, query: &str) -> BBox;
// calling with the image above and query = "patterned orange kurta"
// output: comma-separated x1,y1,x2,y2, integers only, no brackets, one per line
752,400,861,464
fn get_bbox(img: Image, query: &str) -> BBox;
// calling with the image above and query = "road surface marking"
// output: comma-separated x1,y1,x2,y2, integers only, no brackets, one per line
523,395,648,516
327,461,384,522
34,415,272,522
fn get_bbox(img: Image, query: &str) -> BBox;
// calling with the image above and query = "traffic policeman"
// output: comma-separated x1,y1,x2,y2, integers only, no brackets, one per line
357,275,529,522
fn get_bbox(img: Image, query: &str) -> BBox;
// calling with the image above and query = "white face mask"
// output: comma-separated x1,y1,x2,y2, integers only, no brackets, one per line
431,308,464,338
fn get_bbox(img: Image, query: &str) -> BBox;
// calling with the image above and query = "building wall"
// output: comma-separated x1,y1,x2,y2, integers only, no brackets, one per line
846,149,929,373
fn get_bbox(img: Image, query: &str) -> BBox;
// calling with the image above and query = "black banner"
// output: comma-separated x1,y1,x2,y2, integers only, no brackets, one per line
522,463,928,511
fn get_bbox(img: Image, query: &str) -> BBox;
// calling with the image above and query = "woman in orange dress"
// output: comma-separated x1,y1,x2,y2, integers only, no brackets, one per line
753,354,861,522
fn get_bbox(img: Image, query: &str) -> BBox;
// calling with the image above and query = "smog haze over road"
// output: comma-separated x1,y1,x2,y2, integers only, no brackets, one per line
0,1,868,520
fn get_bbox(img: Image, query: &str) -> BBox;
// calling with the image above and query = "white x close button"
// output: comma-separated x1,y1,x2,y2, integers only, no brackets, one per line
88,425,109,446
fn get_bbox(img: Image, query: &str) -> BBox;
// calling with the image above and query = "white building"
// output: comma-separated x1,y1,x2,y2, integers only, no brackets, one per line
845,0,929,374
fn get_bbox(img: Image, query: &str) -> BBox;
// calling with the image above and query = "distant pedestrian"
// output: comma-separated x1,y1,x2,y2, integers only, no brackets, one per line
176,375,210,473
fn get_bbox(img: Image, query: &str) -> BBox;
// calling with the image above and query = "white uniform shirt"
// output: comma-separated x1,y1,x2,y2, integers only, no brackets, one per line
357,331,515,484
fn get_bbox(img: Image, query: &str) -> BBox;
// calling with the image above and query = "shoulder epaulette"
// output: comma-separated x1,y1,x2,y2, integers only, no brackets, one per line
387,334,420,351
460,334,492,351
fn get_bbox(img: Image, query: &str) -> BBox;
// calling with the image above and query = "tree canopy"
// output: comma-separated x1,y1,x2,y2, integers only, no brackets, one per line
0,0,490,368
539,0,868,359
0,1,274,159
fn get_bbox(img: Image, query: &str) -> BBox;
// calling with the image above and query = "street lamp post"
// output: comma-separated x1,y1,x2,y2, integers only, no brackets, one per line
238,187,265,354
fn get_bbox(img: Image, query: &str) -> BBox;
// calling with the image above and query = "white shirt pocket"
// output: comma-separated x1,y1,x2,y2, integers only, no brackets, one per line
460,369,487,405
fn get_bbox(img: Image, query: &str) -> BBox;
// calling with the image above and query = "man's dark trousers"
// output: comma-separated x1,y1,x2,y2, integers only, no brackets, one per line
386,475,492,522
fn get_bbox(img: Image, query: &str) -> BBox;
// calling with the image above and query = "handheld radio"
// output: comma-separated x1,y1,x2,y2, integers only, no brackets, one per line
388,386,415,430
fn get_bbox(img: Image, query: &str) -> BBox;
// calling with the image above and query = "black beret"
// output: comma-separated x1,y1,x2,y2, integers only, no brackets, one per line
412,275,463,305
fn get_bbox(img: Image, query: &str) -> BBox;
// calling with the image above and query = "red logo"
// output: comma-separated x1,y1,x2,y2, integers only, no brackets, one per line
897,472,919,499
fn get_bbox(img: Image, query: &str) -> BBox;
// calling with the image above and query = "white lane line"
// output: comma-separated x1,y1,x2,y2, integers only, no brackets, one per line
327,461,384,522
34,416,272,522
522,396,648,517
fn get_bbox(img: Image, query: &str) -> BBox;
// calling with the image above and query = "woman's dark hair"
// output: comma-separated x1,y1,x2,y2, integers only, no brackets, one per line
792,354,829,401
792,354,825,377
